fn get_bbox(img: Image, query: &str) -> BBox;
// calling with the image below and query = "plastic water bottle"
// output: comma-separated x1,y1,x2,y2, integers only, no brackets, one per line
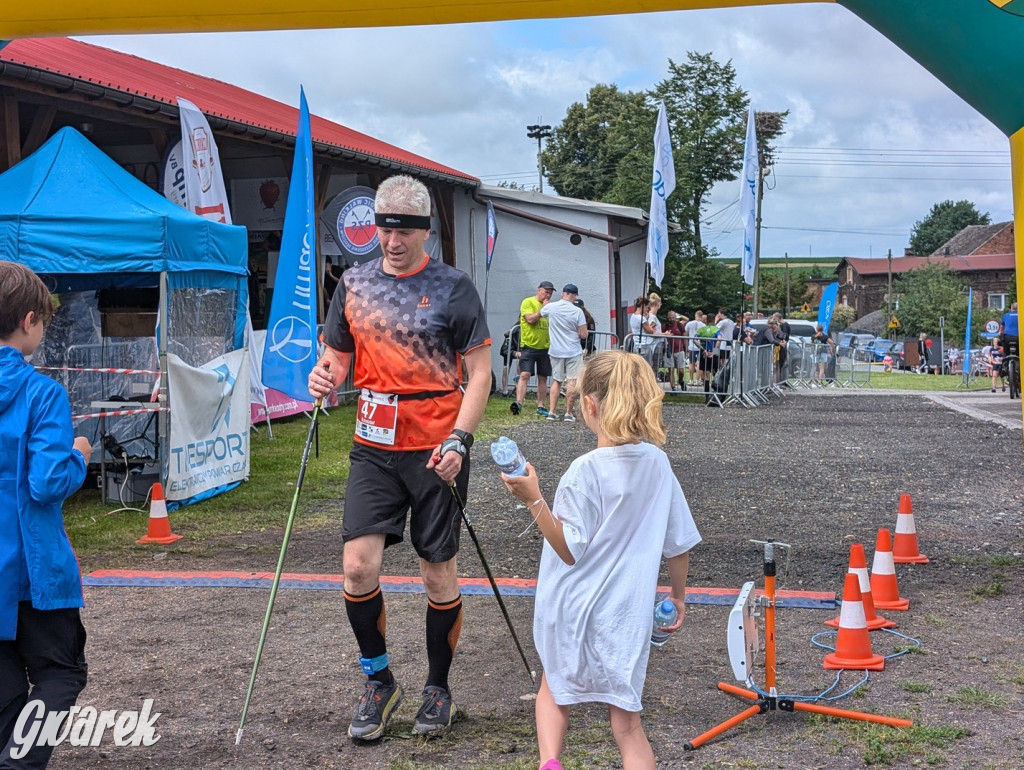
491,436,527,477
650,599,677,647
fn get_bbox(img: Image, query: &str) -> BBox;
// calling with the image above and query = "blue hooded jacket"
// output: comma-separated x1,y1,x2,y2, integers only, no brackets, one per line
0,344,88,640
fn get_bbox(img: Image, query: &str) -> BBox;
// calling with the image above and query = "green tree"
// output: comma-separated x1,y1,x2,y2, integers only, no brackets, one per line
890,262,969,340
908,200,991,256
540,53,785,312
541,84,648,202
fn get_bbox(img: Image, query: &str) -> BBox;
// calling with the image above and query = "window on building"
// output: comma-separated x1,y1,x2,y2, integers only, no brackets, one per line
989,293,1007,310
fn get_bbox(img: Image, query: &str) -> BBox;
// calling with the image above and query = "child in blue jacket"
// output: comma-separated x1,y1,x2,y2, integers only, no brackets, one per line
0,260,92,768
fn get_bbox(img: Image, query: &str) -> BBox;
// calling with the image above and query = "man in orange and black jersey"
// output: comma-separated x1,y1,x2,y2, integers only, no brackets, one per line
308,175,491,742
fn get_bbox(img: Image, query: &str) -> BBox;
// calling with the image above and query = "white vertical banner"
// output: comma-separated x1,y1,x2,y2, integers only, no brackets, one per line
740,105,759,287
178,97,233,224
645,100,675,287
166,348,250,502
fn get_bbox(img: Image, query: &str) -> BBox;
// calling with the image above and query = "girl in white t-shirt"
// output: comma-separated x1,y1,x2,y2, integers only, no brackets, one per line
501,350,701,770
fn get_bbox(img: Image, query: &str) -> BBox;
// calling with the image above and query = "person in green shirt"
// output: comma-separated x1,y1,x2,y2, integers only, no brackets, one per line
512,280,554,416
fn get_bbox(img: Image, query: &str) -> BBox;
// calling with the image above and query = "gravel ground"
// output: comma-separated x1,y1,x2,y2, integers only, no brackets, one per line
47,391,1024,769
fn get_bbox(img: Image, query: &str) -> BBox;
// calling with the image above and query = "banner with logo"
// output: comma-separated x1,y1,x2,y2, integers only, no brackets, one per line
166,348,250,503
178,98,232,224
230,177,289,230
160,140,188,209
319,185,380,268
963,288,973,377
817,281,839,333
262,87,318,402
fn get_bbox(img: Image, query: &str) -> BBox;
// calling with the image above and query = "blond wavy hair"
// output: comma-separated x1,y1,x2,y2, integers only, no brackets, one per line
577,350,666,446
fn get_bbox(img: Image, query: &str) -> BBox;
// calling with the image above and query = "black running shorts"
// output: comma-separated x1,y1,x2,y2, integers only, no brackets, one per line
518,346,552,377
342,442,470,562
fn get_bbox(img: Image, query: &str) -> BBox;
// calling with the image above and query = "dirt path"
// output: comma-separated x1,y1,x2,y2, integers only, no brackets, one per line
49,392,1024,769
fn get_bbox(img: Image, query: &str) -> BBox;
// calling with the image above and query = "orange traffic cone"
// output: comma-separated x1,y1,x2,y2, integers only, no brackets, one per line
870,529,910,611
826,543,895,630
892,493,929,564
136,483,183,545
824,572,885,671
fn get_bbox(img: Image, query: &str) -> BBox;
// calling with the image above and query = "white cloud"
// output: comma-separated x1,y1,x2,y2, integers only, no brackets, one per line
83,2,1012,260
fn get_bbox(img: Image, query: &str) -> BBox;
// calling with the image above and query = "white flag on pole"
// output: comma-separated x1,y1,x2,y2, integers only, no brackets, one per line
740,105,758,286
645,101,675,287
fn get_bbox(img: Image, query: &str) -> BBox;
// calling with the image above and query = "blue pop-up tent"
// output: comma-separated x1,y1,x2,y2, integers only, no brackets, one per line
0,127,250,507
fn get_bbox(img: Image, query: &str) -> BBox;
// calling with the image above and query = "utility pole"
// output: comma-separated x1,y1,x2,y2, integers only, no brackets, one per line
526,123,552,193
752,165,765,315
784,251,790,316
887,248,893,339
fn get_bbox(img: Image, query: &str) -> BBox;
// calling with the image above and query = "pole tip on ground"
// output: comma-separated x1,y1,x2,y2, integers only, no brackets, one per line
235,728,243,746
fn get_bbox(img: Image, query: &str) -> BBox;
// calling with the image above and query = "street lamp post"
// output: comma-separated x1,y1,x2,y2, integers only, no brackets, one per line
527,123,552,193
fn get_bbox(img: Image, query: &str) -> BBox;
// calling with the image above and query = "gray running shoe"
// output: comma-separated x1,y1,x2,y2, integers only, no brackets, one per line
348,679,403,741
412,686,456,736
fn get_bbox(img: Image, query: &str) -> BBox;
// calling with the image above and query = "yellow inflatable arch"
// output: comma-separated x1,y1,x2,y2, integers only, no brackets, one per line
1,0,1022,420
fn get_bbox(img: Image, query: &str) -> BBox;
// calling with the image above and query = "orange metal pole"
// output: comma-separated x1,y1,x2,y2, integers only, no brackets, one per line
717,682,758,700
790,700,913,727
684,703,765,751
764,571,777,691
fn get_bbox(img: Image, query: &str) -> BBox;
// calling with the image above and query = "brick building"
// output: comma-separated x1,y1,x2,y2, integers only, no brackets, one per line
834,222,1016,317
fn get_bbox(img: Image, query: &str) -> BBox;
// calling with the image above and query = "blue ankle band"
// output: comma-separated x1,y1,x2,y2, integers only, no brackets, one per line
360,654,389,675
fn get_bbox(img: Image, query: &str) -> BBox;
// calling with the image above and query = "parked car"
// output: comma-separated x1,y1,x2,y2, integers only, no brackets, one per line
888,340,907,370
866,337,896,362
836,333,875,360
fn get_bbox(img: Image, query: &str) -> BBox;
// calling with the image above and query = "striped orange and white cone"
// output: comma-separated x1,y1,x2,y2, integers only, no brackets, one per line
136,482,183,545
826,543,895,630
892,493,929,564
870,528,910,611
824,572,885,671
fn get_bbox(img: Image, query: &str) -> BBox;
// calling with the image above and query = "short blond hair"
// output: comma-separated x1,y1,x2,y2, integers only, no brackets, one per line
0,260,54,338
577,350,666,446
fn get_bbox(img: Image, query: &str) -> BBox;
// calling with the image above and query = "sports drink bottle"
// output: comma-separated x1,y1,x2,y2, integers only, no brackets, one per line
650,599,677,647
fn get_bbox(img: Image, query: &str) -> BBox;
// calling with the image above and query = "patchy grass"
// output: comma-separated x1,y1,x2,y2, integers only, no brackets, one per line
971,582,1006,598
946,686,1011,709
65,397,527,565
829,721,972,766
899,680,934,694
868,371,991,392
952,555,1024,568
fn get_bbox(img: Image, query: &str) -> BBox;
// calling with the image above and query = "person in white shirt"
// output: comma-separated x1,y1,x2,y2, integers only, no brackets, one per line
683,311,704,386
540,284,588,421
715,309,736,362
499,350,700,770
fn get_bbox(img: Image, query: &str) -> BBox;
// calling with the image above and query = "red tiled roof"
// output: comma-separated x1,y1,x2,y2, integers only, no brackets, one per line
0,37,477,184
843,254,1015,276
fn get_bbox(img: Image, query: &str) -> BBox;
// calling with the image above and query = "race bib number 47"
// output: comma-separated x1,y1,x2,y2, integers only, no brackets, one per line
356,389,398,446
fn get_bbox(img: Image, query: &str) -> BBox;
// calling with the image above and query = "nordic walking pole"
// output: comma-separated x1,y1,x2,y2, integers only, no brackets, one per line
236,364,329,745
448,483,536,684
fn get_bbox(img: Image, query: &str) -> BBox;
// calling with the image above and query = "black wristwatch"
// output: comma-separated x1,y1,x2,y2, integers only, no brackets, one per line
449,428,474,449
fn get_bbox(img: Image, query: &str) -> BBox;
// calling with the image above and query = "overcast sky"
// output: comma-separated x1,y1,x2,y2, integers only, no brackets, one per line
84,3,1013,262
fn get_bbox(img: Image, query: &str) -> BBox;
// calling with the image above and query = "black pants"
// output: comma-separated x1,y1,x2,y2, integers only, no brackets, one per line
0,603,88,769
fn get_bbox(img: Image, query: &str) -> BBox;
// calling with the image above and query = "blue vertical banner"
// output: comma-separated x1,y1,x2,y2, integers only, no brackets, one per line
817,281,839,333
963,288,973,377
645,100,674,287
262,87,317,402
739,105,759,287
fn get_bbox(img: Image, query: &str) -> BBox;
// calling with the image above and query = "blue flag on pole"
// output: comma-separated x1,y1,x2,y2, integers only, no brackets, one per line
262,87,317,402
645,101,674,287
740,105,759,286
963,288,973,376
817,281,839,334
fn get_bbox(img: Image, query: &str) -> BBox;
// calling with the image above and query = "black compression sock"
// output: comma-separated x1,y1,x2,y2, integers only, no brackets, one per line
345,586,393,686
425,594,463,691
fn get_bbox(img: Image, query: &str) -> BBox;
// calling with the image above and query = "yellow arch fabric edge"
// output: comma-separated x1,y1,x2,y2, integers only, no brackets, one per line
1011,127,1024,432
0,0,819,38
